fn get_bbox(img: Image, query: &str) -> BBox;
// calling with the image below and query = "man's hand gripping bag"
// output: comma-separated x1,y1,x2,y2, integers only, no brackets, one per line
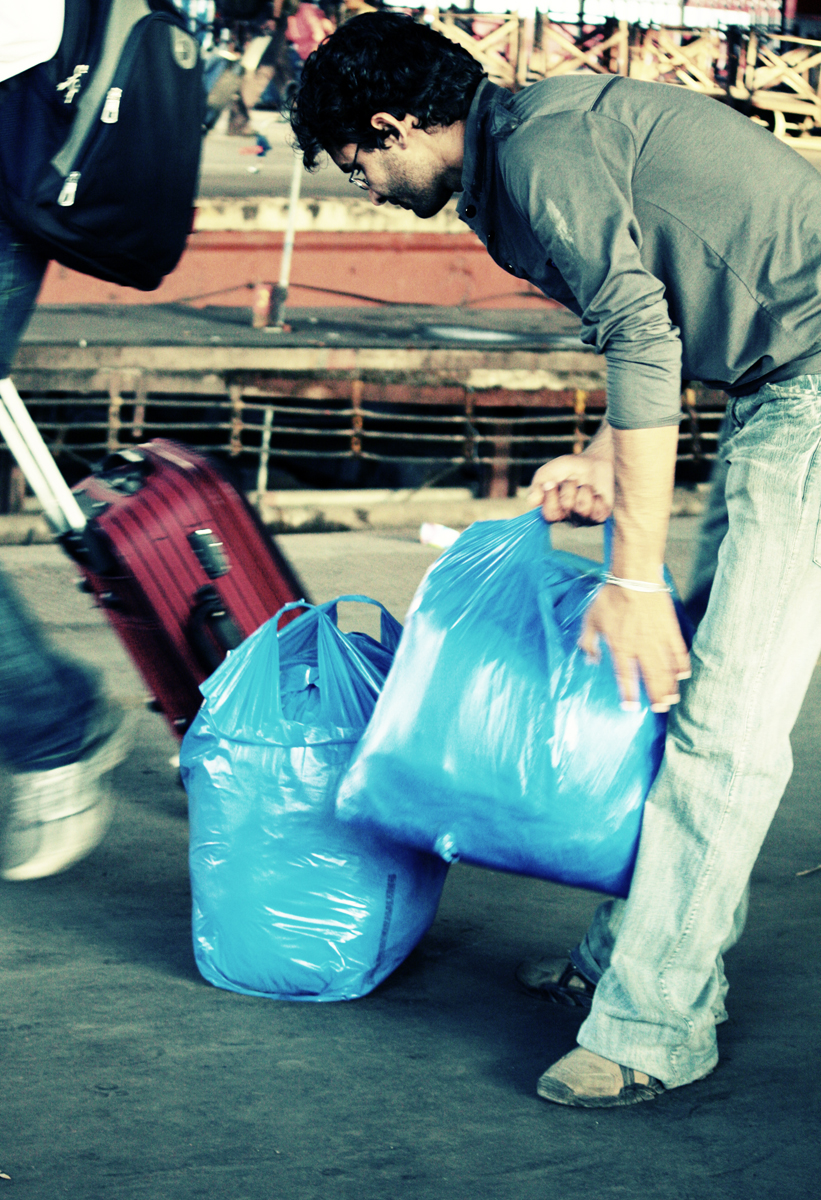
336,512,682,898
181,597,448,1001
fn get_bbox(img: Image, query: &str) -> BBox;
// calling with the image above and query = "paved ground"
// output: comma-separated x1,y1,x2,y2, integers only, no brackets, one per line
1,518,819,1200
20,301,588,351
198,113,348,201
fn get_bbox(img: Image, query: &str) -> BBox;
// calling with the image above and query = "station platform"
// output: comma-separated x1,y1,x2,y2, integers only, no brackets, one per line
1,518,819,1199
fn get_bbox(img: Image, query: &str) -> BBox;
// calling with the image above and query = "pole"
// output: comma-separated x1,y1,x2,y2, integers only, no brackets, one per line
269,149,303,331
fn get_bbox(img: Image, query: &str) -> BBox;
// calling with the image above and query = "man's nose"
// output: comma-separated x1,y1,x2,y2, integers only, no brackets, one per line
368,187,386,206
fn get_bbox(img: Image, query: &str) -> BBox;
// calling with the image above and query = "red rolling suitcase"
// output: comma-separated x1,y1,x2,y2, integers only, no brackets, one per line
0,378,309,737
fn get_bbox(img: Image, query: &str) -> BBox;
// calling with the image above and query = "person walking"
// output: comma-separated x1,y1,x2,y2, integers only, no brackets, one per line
0,0,130,881
289,12,821,1106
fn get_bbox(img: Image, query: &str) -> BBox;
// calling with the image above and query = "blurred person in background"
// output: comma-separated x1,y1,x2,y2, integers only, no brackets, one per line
339,0,381,22
286,1,334,92
0,1,131,880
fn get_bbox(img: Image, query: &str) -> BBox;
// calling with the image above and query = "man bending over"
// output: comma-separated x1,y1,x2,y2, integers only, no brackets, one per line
291,12,821,1107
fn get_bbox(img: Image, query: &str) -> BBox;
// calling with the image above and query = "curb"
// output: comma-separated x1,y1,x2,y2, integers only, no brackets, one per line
0,486,708,546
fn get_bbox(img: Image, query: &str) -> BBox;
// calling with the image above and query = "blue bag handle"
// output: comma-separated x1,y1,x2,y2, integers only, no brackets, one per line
319,594,403,653
271,595,402,726
514,507,615,567
523,506,615,570
273,595,401,652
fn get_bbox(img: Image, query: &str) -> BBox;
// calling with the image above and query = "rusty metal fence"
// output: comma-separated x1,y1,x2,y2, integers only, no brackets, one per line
6,373,727,506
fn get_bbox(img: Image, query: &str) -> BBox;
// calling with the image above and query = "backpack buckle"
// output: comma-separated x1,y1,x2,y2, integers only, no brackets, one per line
56,64,89,104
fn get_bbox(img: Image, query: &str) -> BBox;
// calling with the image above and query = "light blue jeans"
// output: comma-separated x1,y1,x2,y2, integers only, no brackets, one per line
571,376,821,1088
0,212,100,770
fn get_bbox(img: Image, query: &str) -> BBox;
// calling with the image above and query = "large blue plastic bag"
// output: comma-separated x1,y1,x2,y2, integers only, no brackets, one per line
180,595,449,1001
336,512,677,898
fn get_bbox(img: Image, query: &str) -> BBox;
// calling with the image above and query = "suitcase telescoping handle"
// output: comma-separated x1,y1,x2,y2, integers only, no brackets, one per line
0,377,87,534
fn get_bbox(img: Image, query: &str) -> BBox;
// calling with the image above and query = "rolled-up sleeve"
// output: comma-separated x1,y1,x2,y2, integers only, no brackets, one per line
499,112,683,430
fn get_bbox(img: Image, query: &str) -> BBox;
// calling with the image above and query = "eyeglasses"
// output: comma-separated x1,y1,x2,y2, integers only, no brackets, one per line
348,146,369,191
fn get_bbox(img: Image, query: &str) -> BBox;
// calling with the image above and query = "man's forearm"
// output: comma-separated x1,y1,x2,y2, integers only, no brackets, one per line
585,418,613,459
609,425,679,580
578,421,689,710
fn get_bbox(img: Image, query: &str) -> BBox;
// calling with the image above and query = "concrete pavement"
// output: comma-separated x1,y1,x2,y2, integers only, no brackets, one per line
197,112,338,202
0,517,819,1200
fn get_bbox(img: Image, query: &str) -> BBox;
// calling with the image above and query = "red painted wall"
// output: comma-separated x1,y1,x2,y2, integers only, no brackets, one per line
37,231,553,311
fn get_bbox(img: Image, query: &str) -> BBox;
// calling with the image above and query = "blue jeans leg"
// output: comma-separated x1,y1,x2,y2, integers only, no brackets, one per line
575,376,821,1088
0,212,48,376
573,887,748,1028
685,405,733,629
572,408,747,1023
0,214,101,770
0,571,100,771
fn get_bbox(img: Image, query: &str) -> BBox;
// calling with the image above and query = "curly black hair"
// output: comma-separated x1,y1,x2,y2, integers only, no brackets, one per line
290,12,486,170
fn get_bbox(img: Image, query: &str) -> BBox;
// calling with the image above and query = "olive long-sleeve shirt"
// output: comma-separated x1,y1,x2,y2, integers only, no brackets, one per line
457,76,821,429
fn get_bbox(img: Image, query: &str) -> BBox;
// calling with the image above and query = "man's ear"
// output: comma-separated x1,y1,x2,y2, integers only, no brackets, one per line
369,112,417,147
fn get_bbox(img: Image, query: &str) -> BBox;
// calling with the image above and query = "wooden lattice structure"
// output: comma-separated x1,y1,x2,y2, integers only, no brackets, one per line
731,32,821,136
527,21,630,82
427,11,821,140
426,10,523,88
627,26,725,94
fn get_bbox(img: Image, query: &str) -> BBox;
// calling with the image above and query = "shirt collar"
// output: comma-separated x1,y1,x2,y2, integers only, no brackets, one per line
457,78,520,221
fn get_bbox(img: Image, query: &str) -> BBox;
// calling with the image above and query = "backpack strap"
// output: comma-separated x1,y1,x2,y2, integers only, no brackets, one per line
52,0,152,177
0,1,93,106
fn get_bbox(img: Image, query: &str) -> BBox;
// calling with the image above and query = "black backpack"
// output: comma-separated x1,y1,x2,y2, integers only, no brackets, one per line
0,0,205,291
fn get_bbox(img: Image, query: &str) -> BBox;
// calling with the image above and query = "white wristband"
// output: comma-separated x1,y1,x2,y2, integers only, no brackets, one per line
603,572,671,595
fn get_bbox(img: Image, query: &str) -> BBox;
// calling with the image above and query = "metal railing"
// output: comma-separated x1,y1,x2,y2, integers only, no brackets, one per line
3,378,727,508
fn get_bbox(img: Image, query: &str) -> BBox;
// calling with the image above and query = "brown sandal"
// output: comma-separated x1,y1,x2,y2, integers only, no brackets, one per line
537,1048,665,1108
514,956,597,1009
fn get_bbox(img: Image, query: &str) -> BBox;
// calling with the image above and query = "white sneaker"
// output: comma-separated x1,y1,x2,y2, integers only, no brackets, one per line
1,710,131,882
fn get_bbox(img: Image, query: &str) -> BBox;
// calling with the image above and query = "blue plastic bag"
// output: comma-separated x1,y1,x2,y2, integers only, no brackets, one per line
336,512,677,898
181,596,449,1001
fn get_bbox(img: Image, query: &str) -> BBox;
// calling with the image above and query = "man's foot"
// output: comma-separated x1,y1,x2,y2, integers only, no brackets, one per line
515,956,597,1009
1,708,131,881
537,1048,665,1108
